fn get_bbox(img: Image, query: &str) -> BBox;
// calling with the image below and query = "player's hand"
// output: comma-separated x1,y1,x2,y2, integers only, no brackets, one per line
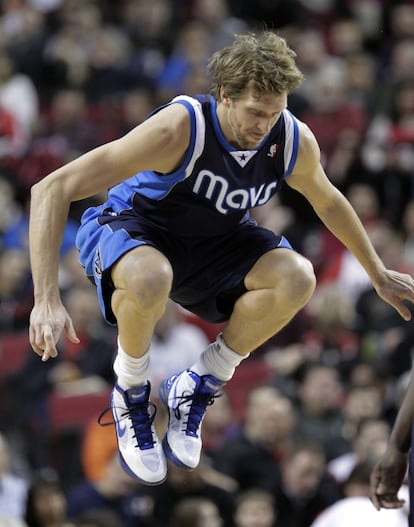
369,446,407,510
29,300,79,362
375,269,414,321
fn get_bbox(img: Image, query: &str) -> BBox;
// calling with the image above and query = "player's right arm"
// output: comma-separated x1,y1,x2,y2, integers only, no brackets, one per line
29,103,191,361
369,368,414,510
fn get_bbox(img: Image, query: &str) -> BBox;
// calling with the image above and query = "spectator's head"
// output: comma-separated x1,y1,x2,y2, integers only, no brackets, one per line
233,489,277,527
281,441,327,499
343,385,384,432
342,460,374,497
169,497,223,527
352,418,390,463
298,364,344,417
244,385,296,449
24,469,69,527
74,509,121,527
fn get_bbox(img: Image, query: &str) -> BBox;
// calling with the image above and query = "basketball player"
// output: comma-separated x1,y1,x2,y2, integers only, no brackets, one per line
369,370,413,520
28,31,414,485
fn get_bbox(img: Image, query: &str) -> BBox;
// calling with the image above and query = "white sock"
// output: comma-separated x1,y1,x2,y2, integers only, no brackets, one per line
190,333,249,382
113,338,150,389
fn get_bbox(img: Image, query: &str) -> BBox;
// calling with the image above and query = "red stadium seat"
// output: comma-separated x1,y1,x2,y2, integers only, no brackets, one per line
0,330,30,381
48,389,111,434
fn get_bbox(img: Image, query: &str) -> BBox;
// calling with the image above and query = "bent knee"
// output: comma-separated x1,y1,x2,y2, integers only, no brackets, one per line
289,254,316,302
247,249,316,303
112,247,173,309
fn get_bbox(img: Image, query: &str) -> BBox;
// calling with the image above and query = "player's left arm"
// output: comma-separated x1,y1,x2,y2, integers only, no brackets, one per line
286,120,414,320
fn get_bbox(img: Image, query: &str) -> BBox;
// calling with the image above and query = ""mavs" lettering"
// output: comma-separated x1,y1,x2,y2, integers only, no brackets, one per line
192,170,277,214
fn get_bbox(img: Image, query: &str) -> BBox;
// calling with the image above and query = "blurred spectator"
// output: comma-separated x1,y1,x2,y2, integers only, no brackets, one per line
120,87,155,134
148,299,209,390
328,17,365,58
48,285,115,396
0,247,32,332
349,0,382,47
73,509,121,527
24,468,74,527
0,49,39,158
117,0,175,91
293,363,350,461
343,52,377,116
327,418,390,485
354,223,414,364
191,0,248,51
201,390,239,460
301,59,367,185
39,88,103,161
341,384,385,436
42,0,102,92
156,21,212,101
361,77,414,225
2,284,115,469
169,496,224,527
0,433,28,523
275,440,342,527
0,170,23,245
298,283,360,380
309,461,408,527
151,460,237,527
317,183,385,303
212,385,296,493
291,29,340,107
59,246,95,293
2,198,79,258
66,453,153,527
233,489,278,527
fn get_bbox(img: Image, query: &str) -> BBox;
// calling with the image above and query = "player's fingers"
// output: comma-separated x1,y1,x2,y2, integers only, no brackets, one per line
391,299,412,321
29,325,44,356
378,496,405,509
369,468,384,510
41,325,58,362
65,318,80,344
370,495,380,511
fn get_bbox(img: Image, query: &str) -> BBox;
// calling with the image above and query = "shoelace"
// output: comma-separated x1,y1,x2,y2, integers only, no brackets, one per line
98,401,157,449
173,390,219,436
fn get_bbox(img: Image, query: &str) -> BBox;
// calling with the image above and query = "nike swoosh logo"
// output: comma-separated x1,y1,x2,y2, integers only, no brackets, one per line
112,400,127,438
116,416,127,438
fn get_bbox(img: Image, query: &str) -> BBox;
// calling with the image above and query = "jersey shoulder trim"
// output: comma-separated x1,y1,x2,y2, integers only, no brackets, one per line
282,109,299,178
171,95,206,178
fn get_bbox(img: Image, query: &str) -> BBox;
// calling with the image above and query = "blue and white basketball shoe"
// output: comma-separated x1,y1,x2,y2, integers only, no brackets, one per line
111,382,167,485
158,370,223,470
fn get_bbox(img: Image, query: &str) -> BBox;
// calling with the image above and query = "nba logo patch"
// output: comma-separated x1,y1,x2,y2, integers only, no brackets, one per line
267,144,278,158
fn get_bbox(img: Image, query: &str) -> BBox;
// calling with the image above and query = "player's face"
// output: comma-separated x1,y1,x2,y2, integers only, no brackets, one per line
224,89,287,150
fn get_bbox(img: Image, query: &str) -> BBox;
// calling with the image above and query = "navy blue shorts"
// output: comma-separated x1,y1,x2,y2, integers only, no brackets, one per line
76,206,293,324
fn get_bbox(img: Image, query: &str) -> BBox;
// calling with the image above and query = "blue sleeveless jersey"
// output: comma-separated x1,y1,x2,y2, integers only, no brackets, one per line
100,94,299,237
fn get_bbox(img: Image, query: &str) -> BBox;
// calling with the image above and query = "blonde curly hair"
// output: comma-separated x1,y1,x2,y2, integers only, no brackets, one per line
208,31,304,101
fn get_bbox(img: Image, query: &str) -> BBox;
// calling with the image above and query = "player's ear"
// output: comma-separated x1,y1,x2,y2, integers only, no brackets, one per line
220,86,231,106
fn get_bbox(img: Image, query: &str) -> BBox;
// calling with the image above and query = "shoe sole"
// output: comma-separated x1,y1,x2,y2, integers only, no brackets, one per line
117,451,167,485
159,380,194,471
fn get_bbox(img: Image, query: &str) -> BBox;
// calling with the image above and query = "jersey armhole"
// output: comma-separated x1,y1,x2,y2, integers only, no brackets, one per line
171,95,206,178
281,110,299,179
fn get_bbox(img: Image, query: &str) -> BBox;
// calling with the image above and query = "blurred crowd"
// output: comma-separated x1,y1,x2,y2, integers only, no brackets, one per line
1,0,414,526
